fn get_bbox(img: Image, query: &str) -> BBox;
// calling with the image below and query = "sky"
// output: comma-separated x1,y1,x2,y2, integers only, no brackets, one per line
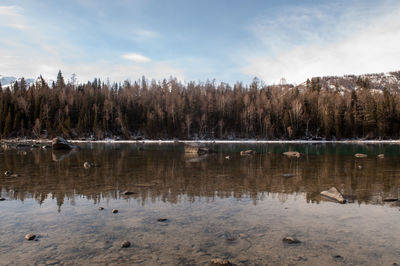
0,0,400,85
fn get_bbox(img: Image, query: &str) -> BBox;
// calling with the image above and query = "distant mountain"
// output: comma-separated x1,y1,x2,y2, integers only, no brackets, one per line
296,71,400,93
1,75,37,89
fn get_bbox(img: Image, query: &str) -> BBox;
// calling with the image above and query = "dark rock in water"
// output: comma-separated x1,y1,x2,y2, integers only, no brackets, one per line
320,187,346,204
112,209,118,213
283,151,300,158
121,240,131,248
282,236,301,244
98,207,104,210
0,198,5,201
383,197,398,202
52,137,79,150
210,258,232,266
378,154,385,158
354,153,367,158
157,218,168,222
83,161,94,169
240,150,256,156
121,191,135,195
25,234,36,240
225,155,232,160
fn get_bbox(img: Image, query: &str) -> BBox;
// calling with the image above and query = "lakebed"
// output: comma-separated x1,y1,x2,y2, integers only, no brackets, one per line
0,142,399,265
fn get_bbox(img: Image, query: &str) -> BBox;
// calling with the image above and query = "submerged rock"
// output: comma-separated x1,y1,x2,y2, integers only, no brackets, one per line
52,137,79,150
83,161,94,169
184,143,209,155
378,154,385,158
112,209,118,213
25,234,36,241
240,150,256,156
320,187,346,204
283,151,300,158
354,153,368,158
282,236,301,244
210,258,232,266
121,240,131,248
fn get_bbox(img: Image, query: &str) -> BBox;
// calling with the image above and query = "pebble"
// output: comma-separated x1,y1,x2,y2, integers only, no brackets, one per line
112,209,118,213
282,236,301,244
210,258,232,266
121,240,131,248
25,234,36,240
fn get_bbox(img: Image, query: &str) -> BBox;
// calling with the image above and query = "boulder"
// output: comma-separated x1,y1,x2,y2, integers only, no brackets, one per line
184,143,209,155
282,236,301,244
121,191,135,196
210,258,232,266
52,137,79,150
240,150,256,155
320,187,346,204
83,161,94,169
25,234,36,241
121,240,131,248
283,151,300,158
354,153,367,158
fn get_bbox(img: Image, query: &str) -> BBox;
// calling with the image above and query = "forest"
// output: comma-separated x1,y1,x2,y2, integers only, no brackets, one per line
0,71,400,140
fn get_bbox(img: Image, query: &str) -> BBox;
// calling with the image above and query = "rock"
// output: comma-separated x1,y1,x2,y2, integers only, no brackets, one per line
383,197,398,202
42,145,51,150
112,209,118,213
209,258,232,266
332,255,344,261
4,171,13,176
52,137,79,150
225,155,232,160
121,191,135,195
282,236,301,244
157,218,168,222
240,150,256,155
184,143,209,155
354,153,368,158
25,234,36,240
16,143,30,149
0,198,5,201
283,173,297,178
378,154,384,158
98,207,104,210
83,161,94,169
320,187,346,204
283,151,300,158
121,240,131,248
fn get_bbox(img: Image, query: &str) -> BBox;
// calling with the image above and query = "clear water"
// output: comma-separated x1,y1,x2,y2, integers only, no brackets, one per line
0,143,399,265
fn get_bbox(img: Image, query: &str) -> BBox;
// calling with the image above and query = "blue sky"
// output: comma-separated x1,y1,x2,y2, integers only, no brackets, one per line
1,0,400,84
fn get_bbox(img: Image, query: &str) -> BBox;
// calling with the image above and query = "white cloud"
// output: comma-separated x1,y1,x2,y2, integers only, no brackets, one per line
241,2,400,84
0,5,29,31
122,52,152,63
133,29,159,41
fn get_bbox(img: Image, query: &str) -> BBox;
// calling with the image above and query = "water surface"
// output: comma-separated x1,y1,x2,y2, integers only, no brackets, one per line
0,143,399,265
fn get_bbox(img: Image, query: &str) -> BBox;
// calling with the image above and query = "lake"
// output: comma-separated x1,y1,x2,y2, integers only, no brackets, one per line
0,142,399,265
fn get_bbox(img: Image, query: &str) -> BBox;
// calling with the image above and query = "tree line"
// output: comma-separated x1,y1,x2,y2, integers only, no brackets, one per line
0,71,400,140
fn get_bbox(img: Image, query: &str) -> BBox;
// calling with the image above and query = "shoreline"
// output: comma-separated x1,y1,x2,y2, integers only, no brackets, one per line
2,138,400,144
